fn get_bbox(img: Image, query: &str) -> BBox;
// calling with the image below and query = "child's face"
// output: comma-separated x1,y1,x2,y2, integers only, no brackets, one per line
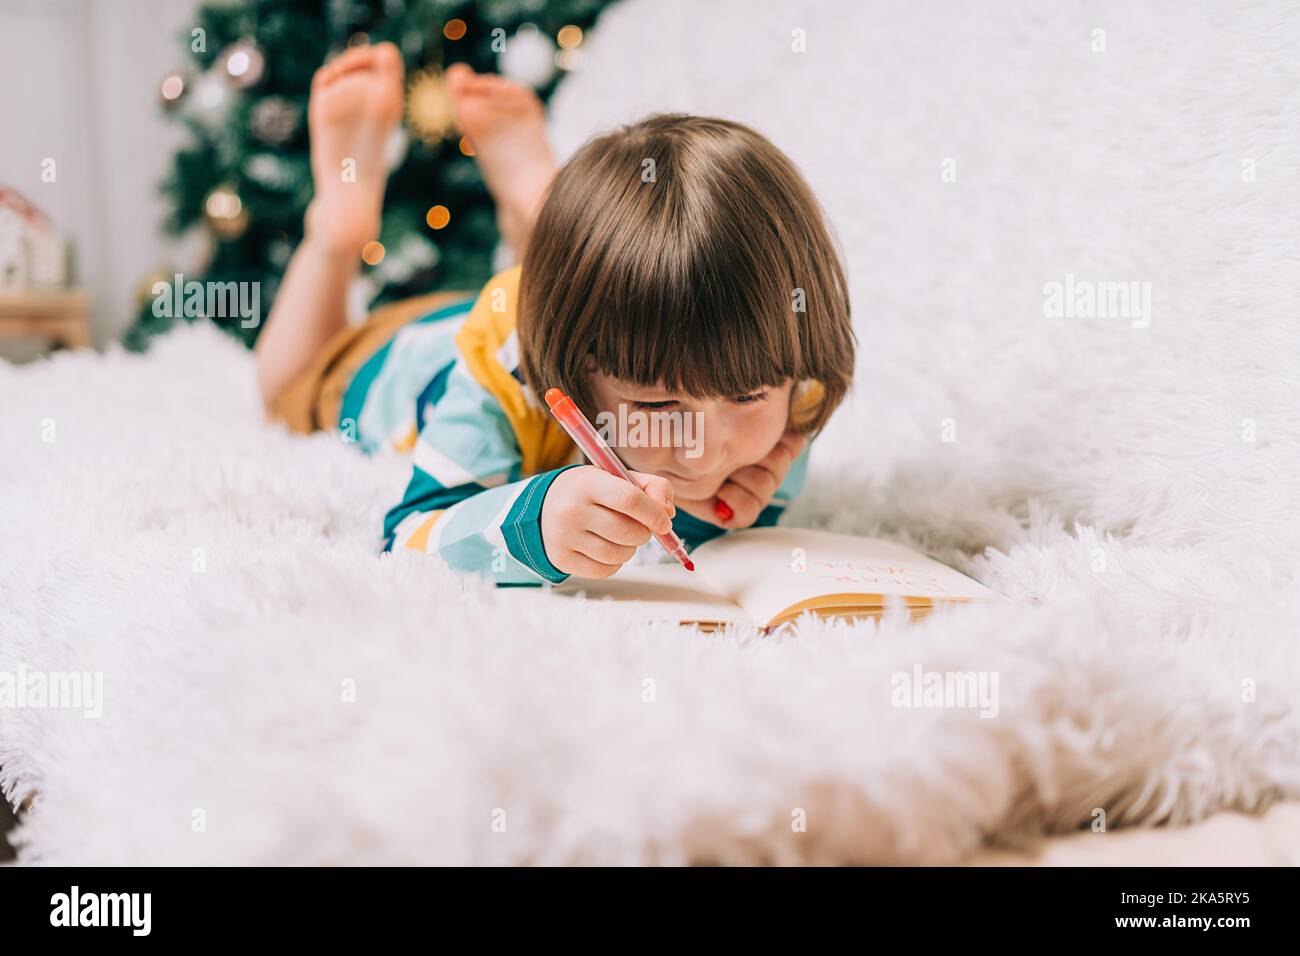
584,370,796,501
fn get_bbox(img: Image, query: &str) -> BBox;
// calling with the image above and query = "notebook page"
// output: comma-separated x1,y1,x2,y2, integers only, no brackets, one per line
690,527,1001,625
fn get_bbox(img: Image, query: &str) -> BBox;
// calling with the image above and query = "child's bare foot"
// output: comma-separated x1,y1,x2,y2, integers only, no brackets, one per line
445,63,558,257
305,42,405,256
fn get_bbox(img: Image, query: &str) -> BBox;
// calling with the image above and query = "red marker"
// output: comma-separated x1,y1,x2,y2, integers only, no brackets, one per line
544,387,695,572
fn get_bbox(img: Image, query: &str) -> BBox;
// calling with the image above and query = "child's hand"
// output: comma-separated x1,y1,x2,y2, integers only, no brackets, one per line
541,466,676,579
677,430,808,529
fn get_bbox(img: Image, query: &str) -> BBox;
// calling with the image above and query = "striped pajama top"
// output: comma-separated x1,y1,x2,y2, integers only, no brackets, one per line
344,264,813,586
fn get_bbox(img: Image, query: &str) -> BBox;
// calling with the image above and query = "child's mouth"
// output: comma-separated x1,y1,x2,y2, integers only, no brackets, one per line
663,470,719,495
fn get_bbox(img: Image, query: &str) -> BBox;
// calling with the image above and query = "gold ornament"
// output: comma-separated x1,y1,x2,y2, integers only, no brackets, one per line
405,67,457,144
249,96,299,145
204,185,249,241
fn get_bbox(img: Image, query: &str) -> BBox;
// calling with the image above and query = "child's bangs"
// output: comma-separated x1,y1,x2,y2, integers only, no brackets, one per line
584,261,802,400
518,111,856,437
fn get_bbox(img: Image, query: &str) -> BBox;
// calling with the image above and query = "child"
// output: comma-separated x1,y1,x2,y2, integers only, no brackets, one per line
258,42,855,586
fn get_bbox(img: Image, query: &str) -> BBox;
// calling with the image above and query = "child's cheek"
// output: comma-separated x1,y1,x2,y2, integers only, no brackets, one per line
742,403,791,462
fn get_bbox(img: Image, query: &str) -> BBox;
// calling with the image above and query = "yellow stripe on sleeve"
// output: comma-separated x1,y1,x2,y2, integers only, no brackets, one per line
392,422,420,454
403,510,445,552
454,265,576,475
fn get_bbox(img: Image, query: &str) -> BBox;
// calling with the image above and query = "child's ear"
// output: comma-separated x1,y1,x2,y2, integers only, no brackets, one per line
582,354,598,373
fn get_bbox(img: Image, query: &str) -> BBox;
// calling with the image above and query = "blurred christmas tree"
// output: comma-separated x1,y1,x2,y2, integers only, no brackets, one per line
125,0,612,352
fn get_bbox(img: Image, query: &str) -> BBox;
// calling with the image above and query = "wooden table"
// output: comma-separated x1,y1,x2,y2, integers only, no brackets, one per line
0,289,92,350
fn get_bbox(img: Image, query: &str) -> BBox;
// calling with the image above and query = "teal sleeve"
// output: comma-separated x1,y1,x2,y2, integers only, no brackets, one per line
385,463,584,586
380,359,582,586
497,464,585,585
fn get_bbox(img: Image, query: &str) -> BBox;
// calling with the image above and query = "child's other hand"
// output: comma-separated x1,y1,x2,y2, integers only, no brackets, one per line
540,466,676,579
678,430,808,529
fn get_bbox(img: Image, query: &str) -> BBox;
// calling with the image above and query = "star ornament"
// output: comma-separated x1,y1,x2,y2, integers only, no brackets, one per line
405,67,457,144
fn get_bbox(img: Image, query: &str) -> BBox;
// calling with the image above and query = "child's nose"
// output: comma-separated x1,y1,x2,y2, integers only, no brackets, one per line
677,416,727,472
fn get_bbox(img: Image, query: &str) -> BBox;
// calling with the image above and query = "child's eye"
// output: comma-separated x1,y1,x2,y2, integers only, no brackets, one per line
631,393,766,408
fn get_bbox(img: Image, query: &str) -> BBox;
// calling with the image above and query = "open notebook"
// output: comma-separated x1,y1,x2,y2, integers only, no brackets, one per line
542,527,1002,632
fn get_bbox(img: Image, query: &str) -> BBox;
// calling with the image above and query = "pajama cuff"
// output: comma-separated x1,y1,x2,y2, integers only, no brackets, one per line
500,463,585,585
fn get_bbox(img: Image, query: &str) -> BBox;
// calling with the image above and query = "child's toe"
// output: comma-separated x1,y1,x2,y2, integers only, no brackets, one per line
372,41,404,77
331,45,375,77
445,62,475,87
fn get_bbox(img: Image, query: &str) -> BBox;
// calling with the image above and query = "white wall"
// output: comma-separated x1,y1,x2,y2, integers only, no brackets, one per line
0,0,201,360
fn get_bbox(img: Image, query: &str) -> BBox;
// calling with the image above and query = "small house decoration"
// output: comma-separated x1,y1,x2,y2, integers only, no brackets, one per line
0,187,70,290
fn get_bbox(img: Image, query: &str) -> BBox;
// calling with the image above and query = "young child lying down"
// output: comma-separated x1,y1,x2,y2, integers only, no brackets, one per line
258,43,855,586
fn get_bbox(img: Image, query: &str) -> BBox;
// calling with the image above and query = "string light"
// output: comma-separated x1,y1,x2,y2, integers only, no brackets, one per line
226,50,251,78
425,205,450,230
361,241,385,265
443,19,467,41
160,74,185,102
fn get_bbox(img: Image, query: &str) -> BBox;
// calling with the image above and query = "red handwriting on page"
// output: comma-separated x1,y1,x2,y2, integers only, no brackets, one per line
805,560,950,592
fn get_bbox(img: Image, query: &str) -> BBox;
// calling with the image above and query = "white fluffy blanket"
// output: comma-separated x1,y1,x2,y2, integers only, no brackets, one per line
2,0,1298,864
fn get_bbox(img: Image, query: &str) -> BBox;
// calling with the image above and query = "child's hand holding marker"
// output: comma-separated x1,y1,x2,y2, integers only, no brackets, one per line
540,465,678,579
544,388,694,579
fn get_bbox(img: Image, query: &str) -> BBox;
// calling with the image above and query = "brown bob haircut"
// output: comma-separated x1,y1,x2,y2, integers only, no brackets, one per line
517,113,855,438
